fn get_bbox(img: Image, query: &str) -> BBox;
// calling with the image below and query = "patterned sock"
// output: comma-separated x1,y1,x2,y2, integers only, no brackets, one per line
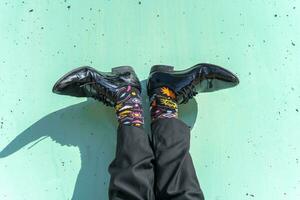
114,85,144,127
150,86,178,122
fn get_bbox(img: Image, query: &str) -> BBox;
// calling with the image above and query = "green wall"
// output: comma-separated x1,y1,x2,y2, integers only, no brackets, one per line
0,0,299,199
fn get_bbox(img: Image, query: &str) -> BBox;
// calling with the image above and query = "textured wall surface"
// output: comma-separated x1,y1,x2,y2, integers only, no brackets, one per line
0,0,299,199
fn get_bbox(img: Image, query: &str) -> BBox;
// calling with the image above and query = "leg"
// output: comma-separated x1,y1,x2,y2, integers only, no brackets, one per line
151,118,204,200
52,66,156,200
108,84,155,200
109,125,155,200
147,63,239,199
148,86,204,200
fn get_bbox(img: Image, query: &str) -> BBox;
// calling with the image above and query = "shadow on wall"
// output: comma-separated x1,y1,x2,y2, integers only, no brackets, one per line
0,80,198,200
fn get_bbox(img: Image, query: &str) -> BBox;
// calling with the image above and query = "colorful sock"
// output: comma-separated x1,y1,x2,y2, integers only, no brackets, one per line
115,85,144,127
150,86,178,121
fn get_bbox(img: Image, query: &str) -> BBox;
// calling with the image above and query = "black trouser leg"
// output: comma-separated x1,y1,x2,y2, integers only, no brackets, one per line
151,118,205,200
108,125,155,200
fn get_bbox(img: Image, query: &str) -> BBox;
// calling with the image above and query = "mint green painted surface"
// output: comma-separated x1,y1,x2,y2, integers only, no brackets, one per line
0,0,299,199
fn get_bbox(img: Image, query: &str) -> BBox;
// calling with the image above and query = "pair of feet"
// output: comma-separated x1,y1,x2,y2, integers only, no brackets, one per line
52,63,239,127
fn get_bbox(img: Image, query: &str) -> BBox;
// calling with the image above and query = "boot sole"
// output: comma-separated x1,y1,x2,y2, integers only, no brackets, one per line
150,63,239,84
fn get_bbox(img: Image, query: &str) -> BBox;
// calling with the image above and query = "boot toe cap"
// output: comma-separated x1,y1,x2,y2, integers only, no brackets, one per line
52,66,93,95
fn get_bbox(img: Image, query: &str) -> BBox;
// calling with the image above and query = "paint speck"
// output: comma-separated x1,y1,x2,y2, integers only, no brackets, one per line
29,9,33,12
291,41,295,46
156,14,160,17
41,27,44,30
274,14,278,17
296,109,299,112
246,193,255,197
67,5,71,9
138,1,141,5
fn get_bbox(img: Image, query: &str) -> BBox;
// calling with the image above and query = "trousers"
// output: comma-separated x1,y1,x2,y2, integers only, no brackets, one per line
108,118,205,200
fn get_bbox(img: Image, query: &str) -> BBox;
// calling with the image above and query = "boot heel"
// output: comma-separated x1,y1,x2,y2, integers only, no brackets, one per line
150,65,174,73
111,66,134,74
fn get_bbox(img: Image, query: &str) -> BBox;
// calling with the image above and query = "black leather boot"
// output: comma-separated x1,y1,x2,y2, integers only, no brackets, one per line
147,63,239,104
52,66,141,106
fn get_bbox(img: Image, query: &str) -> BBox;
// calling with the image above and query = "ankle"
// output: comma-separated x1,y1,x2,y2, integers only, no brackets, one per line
115,86,144,127
150,87,178,121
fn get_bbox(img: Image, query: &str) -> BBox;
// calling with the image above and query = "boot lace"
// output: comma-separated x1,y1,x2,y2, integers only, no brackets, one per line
177,83,198,104
80,81,114,106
